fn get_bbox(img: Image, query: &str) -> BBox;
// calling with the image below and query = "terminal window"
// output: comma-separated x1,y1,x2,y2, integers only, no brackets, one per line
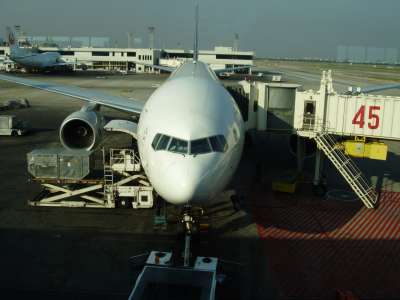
216,54,253,60
59,50,74,56
163,52,193,59
127,52,136,57
92,51,109,56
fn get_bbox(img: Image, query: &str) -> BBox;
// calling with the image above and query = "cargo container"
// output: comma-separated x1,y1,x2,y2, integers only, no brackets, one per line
27,148,94,180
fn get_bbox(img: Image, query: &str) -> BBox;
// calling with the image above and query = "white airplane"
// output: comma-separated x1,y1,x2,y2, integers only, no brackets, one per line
5,27,72,72
0,11,250,208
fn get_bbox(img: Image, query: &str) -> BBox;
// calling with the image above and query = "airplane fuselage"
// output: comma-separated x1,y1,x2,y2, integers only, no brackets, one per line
137,61,245,205
10,47,64,69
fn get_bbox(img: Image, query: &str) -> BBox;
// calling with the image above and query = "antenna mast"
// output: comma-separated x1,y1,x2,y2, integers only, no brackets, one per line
193,4,199,62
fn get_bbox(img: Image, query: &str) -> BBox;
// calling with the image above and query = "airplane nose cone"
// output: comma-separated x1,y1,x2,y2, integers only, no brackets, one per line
174,175,198,205
156,163,206,205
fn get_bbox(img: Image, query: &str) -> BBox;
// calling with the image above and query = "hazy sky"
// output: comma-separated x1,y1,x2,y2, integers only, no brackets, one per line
0,0,399,58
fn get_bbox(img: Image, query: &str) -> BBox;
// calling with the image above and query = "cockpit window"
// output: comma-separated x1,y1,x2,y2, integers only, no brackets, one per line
151,133,161,150
152,133,228,155
155,135,171,150
168,138,188,154
209,135,228,152
190,138,212,155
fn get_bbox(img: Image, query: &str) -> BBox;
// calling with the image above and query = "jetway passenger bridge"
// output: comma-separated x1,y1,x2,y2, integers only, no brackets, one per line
294,70,400,141
231,71,400,208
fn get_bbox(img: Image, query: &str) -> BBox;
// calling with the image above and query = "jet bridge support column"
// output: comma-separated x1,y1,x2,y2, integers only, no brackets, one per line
296,135,305,174
312,148,326,196
313,149,321,186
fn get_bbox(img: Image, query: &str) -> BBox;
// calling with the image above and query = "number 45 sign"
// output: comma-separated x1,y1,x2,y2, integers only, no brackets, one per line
352,105,381,129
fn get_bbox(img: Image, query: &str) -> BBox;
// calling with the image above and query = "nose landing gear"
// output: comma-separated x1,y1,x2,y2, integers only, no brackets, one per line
182,211,195,235
180,205,205,234
180,205,206,267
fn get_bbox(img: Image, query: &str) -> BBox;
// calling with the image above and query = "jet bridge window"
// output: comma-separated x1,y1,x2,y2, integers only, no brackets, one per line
190,138,212,155
168,138,188,154
209,135,228,152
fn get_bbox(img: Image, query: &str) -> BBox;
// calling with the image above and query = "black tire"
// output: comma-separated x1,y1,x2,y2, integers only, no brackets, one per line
11,130,18,137
115,197,122,208
312,184,327,197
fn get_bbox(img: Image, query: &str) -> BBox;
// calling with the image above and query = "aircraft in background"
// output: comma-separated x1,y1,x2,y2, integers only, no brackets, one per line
0,8,251,219
5,27,72,72
0,56,12,64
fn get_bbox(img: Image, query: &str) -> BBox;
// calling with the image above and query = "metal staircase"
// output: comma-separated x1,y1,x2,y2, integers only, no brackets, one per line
314,132,378,208
103,151,114,200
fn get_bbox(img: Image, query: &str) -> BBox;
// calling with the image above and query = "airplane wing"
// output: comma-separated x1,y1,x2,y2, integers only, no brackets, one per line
135,61,176,73
54,61,74,66
213,65,252,75
359,83,400,94
0,74,144,113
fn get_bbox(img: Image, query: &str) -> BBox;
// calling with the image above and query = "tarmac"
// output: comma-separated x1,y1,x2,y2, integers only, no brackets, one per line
0,65,399,299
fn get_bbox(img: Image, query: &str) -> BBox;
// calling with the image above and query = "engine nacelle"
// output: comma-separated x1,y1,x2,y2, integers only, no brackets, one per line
60,107,104,151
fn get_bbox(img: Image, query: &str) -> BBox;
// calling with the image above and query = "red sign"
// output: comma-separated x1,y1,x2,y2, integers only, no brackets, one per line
352,105,380,129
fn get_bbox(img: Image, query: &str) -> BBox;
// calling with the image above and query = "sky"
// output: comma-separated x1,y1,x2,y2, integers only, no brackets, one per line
0,0,399,59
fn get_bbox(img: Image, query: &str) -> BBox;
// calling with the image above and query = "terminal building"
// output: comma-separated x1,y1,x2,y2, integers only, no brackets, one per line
0,45,254,73
160,46,254,71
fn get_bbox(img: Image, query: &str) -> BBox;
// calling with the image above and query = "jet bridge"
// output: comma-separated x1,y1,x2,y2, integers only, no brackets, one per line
228,81,301,133
294,71,400,208
235,72,400,208
294,70,400,141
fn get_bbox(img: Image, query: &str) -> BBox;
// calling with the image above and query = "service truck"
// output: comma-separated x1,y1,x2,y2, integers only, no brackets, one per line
0,115,29,136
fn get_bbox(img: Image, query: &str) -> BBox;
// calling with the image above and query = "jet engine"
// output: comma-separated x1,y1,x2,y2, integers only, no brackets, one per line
60,105,104,151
